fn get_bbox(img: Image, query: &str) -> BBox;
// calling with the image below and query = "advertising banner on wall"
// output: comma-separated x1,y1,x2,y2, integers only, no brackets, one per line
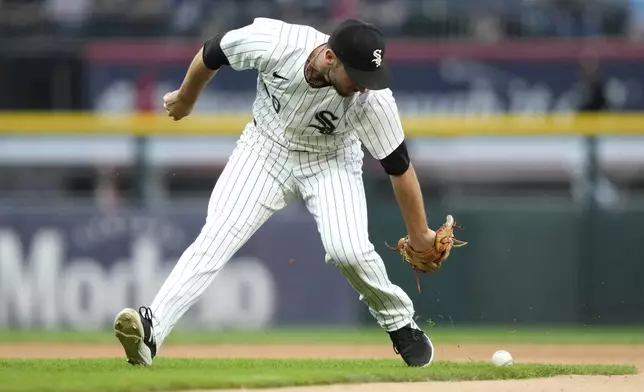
84,40,644,114
0,206,359,330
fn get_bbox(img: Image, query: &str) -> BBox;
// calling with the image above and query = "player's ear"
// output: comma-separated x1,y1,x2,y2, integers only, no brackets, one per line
325,48,337,65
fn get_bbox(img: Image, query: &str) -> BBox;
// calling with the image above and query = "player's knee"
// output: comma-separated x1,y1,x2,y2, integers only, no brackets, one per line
329,254,358,268
326,245,374,268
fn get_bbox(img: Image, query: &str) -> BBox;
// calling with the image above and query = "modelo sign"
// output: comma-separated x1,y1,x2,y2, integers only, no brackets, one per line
0,209,357,330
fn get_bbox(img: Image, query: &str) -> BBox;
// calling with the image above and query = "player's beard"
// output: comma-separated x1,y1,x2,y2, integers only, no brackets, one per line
327,68,354,98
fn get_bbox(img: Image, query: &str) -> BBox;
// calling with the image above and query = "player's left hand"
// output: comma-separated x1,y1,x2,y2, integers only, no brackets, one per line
388,215,467,292
163,90,194,121
406,229,436,253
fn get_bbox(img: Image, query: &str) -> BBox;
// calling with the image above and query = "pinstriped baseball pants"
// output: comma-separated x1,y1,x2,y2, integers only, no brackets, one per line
149,129,416,350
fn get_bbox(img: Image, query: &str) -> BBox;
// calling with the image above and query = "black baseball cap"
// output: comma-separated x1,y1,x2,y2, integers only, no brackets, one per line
328,19,390,90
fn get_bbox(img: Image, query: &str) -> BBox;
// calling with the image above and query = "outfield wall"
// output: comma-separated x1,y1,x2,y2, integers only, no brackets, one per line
2,197,644,330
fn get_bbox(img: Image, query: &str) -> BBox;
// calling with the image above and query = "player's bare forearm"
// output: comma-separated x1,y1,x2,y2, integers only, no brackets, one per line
165,47,219,121
390,164,431,241
177,47,218,104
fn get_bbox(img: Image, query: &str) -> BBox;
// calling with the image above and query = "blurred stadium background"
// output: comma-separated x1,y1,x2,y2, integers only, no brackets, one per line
1,0,644,333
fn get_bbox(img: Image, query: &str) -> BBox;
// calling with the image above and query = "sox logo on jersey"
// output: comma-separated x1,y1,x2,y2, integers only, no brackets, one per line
137,18,417,356
308,111,339,135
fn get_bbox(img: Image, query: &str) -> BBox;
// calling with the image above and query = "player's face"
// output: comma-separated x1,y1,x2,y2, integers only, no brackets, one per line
324,50,366,97
328,65,366,97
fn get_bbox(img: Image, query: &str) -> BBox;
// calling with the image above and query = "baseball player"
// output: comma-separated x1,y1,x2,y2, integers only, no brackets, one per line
113,17,462,368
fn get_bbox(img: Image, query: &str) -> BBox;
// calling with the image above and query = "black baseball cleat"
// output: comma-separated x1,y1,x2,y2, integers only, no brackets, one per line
388,322,434,367
113,306,157,365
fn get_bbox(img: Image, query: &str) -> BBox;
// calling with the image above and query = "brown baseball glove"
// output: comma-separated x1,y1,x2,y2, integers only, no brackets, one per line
388,215,467,292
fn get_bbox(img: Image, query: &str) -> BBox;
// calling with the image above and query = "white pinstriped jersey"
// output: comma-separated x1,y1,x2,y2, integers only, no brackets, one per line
220,17,405,160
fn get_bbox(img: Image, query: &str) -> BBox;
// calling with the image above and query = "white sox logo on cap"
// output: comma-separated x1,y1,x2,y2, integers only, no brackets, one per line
372,49,382,67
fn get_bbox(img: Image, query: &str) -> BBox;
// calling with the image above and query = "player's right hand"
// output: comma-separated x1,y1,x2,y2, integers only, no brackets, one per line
163,90,194,121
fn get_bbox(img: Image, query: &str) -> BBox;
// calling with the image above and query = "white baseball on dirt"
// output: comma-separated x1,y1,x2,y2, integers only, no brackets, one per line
491,350,514,366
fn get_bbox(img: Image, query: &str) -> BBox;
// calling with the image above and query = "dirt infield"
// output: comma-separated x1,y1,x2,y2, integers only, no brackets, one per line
0,342,641,391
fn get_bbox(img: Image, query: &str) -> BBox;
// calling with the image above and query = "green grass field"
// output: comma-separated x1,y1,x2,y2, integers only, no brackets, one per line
1,324,643,345
0,326,640,391
0,358,635,392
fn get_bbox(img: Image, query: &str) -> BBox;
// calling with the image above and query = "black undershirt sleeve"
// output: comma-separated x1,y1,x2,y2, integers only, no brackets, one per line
202,32,231,70
379,140,411,176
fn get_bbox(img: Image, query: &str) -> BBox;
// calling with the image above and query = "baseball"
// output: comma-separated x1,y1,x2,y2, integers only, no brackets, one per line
491,350,514,366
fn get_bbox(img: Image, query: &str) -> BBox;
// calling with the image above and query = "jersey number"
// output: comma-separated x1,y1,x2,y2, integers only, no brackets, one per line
308,110,339,135
263,83,281,113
